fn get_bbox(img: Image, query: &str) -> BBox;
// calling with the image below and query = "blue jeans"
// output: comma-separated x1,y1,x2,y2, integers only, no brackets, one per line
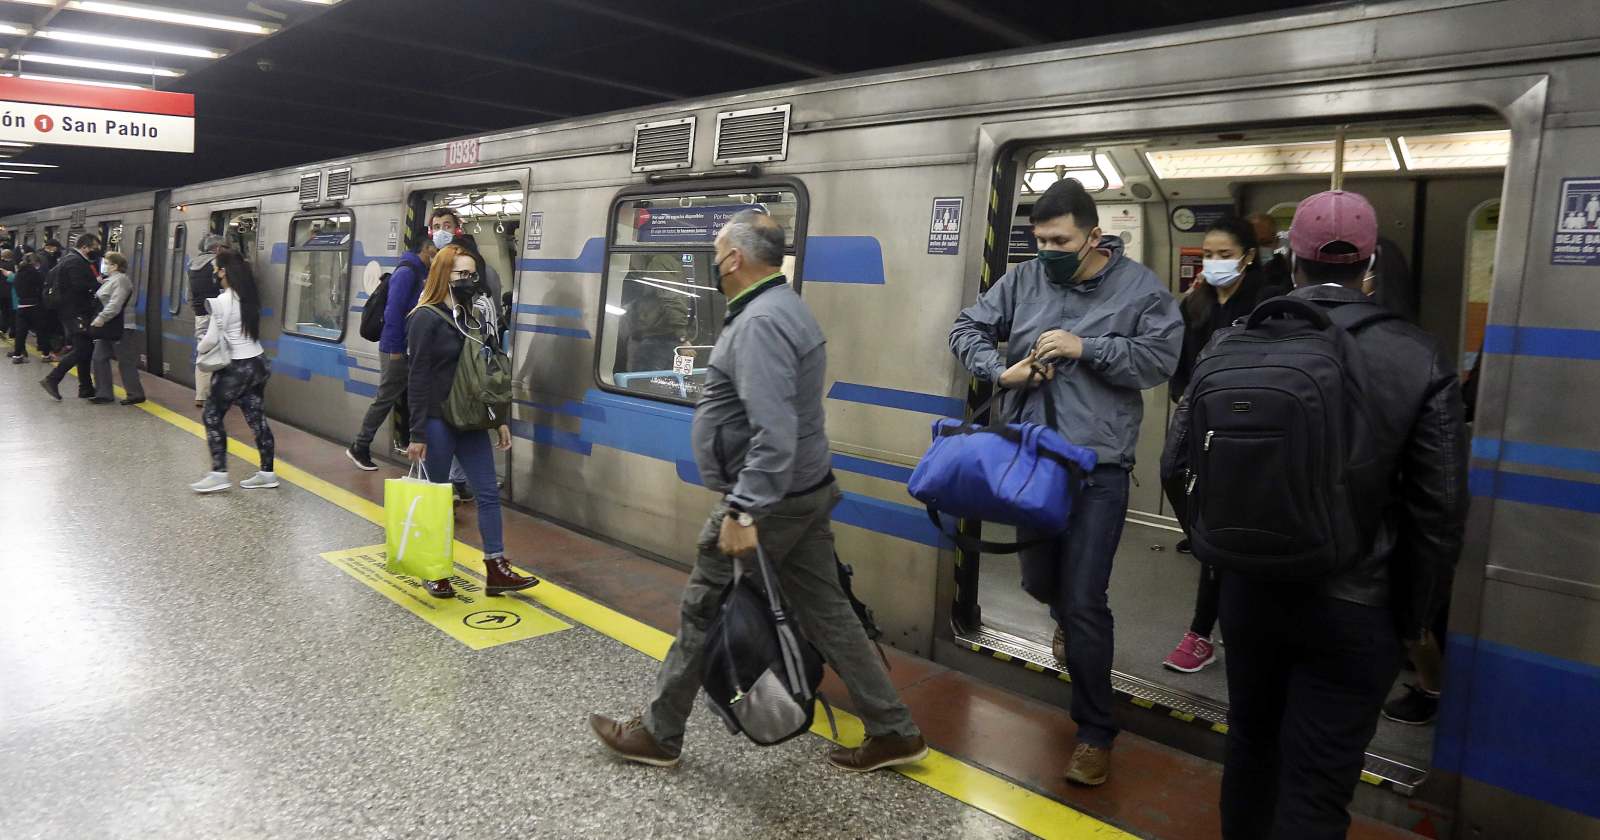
1018,464,1130,747
422,417,503,558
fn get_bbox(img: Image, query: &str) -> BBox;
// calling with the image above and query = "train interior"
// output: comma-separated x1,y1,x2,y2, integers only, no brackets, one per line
962,114,1508,785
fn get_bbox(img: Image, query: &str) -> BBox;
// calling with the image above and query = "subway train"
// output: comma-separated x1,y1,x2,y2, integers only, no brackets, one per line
6,1,1598,837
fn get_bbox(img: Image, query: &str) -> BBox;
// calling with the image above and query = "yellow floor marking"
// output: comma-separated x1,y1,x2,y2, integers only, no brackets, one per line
320,545,570,649
107,378,1138,840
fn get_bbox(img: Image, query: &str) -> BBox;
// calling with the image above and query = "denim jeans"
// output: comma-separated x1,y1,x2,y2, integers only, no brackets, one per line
1018,464,1130,748
421,417,503,557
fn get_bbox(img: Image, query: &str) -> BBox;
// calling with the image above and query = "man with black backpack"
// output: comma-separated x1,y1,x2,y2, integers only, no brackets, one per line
1164,190,1467,840
38,233,103,401
589,211,925,773
346,226,437,471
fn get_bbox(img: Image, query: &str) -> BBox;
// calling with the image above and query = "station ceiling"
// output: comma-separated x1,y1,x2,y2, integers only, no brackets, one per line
0,0,1328,215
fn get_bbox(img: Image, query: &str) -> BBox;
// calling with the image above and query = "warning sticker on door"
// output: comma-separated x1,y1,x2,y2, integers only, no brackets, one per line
1552,177,1600,266
928,197,963,255
320,546,571,650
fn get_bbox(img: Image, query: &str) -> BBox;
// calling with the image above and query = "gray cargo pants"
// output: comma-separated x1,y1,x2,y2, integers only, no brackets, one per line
644,482,919,752
354,352,409,451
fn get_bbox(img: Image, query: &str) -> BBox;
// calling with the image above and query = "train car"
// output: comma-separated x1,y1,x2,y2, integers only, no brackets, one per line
7,1,1598,836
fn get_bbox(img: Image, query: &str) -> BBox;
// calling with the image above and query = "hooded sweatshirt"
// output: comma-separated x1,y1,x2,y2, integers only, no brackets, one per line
950,235,1183,468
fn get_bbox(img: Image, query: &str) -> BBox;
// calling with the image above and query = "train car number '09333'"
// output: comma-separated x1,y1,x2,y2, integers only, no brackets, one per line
445,138,480,169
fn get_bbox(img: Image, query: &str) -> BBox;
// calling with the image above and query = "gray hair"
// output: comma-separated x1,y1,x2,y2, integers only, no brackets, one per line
199,232,226,253
721,209,785,268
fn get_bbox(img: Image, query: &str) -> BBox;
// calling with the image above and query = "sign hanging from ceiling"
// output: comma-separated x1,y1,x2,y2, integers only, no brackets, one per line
0,77,194,153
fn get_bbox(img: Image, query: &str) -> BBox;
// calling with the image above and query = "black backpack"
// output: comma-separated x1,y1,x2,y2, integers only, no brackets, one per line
701,546,835,746
1175,296,1398,580
41,259,65,310
358,271,393,343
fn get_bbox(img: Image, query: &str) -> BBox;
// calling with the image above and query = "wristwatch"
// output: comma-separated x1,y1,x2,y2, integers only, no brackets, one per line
726,503,755,528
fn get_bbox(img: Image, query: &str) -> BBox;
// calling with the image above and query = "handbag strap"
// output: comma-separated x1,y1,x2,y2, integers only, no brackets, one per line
923,508,1061,554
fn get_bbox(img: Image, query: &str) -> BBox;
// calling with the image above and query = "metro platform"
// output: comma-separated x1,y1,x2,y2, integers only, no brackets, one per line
0,362,1425,840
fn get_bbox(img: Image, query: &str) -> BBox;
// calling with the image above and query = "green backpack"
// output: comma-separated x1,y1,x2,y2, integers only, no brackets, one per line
428,305,513,432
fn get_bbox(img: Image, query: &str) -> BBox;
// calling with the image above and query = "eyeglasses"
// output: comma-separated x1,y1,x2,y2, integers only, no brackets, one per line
450,270,479,282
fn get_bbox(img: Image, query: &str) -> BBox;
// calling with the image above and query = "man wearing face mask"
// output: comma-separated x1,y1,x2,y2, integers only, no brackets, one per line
39,233,104,401
950,179,1182,786
346,213,442,470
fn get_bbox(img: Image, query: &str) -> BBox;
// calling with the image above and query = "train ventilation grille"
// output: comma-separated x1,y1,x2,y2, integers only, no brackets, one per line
714,104,791,165
298,172,321,207
631,117,695,173
324,167,352,202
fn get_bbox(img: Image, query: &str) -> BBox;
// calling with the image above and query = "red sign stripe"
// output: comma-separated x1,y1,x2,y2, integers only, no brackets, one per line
0,77,194,117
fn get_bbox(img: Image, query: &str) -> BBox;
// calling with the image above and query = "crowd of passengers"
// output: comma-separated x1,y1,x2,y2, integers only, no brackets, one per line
0,177,1469,840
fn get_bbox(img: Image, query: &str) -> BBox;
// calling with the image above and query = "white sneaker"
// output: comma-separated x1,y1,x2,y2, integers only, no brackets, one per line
190,472,232,494
241,471,279,489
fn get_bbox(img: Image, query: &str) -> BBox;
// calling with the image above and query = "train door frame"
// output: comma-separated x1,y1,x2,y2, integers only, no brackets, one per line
130,224,147,365
400,168,531,495
146,193,170,379
945,69,1547,798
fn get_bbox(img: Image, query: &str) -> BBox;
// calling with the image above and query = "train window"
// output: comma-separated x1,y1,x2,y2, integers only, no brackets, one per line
132,226,146,299
597,188,801,404
43,224,58,244
23,229,35,250
282,211,354,341
211,207,259,260
99,220,123,255
167,225,187,316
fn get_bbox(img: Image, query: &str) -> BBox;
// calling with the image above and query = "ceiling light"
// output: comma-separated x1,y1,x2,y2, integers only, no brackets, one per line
67,1,278,35
17,52,183,77
1397,130,1510,171
285,0,341,4
1,162,58,168
0,141,32,148
14,71,150,89
0,21,30,35
0,168,41,174
1145,138,1399,179
35,29,226,59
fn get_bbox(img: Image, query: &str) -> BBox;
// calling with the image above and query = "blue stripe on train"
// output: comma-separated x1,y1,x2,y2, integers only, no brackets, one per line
1483,325,1600,361
511,236,887,284
1473,437,1600,475
1436,634,1600,819
1470,468,1600,515
828,381,963,417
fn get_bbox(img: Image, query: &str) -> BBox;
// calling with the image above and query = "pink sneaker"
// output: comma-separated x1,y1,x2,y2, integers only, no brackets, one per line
1163,631,1217,673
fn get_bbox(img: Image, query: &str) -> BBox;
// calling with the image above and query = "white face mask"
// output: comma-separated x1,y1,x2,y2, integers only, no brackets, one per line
1202,257,1244,288
431,229,454,250
99,259,112,275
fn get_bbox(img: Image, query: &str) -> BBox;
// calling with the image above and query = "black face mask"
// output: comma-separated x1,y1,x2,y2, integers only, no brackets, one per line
712,253,733,297
86,249,104,263
449,278,478,305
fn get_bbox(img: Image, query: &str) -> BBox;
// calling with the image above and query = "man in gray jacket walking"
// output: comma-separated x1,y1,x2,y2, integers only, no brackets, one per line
950,179,1182,786
590,211,926,773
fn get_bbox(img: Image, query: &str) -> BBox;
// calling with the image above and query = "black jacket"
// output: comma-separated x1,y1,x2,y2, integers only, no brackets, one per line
1170,266,1290,401
54,250,99,324
12,262,44,307
1167,284,1468,639
188,253,219,317
405,303,465,441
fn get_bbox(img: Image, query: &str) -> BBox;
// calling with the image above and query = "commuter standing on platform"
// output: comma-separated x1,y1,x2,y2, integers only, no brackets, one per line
190,251,278,494
8,252,46,363
347,224,437,470
949,179,1181,786
1173,190,1468,840
420,207,478,502
590,211,928,774
402,244,539,600
38,233,103,401
188,233,225,406
87,251,145,406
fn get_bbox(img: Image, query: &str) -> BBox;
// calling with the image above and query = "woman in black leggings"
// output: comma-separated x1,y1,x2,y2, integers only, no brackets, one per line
190,251,276,494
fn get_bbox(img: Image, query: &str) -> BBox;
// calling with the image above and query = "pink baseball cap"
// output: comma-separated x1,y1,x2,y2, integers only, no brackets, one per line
1289,190,1377,264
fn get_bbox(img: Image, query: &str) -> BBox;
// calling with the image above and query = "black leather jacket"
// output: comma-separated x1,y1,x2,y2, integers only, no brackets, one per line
1164,284,1469,639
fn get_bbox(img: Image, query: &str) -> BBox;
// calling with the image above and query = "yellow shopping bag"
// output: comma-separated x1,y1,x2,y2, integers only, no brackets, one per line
385,461,455,581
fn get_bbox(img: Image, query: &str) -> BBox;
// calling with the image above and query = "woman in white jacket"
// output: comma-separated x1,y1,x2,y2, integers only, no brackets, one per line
190,250,277,493
88,251,146,405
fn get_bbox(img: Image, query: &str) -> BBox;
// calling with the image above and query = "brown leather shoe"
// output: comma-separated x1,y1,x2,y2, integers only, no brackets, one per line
422,578,455,599
589,714,680,767
827,733,929,772
1052,626,1067,666
1065,742,1110,786
484,557,539,596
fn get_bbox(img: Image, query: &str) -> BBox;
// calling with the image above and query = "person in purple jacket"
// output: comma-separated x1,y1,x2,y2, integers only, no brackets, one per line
345,209,451,470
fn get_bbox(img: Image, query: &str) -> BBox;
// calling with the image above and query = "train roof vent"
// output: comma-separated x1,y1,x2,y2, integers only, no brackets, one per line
298,172,321,207
324,167,352,202
632,117,695,173
714,104,790,166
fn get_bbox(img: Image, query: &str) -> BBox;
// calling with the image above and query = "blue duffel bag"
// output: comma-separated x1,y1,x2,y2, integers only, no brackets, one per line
908,382,1097,553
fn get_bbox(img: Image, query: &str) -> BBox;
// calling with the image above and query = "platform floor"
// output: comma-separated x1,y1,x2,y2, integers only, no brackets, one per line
0,354,1427,840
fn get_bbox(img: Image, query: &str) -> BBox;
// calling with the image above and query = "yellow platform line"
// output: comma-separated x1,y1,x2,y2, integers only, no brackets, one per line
108,379,1134,840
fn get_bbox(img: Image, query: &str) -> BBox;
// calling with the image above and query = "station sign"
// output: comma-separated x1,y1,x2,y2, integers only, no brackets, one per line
0,76,194,153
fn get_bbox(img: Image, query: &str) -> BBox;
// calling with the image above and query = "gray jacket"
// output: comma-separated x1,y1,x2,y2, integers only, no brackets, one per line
691,276,831,517
92,271,133,327
950,236,1183,467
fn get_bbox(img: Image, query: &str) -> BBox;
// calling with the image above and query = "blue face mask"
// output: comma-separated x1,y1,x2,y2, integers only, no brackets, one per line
431,229,454,250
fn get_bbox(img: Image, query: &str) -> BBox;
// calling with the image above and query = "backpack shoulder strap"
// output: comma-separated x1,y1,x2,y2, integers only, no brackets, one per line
1245,296,1333,330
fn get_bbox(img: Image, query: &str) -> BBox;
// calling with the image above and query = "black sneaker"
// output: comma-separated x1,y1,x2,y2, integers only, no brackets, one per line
1176,539,1192,554
346,445,378,471
1383,684,1439,726
453,481,474,502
